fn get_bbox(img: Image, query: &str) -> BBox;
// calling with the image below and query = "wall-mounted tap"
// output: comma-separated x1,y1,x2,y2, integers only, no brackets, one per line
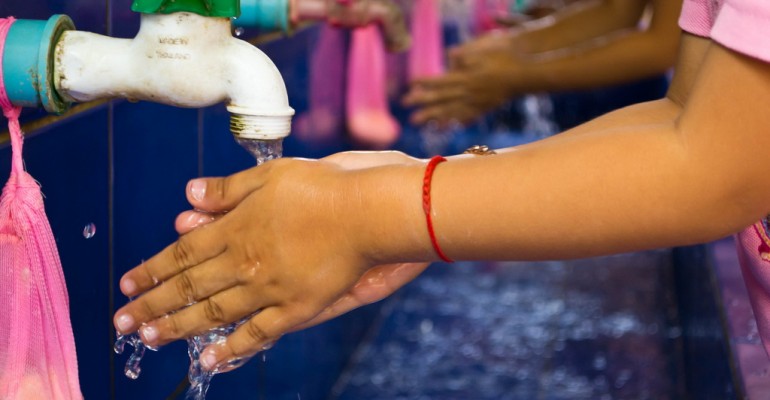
2,0,295,148
56,9,294,142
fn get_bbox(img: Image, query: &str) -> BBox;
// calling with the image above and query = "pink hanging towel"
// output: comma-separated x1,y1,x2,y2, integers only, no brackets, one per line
408,0,444,81
294,25,346,144
0,17,82,400
735,221,770,358
472,0,509,34
346,24,400,149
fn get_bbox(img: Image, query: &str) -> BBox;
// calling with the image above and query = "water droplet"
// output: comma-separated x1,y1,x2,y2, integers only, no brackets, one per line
234,27,244,37
125,368,140,380
261,341,275,351
82,223,96,239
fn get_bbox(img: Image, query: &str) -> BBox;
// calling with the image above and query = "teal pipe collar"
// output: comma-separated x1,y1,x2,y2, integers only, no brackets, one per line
235,0,290,33
2,15,75,113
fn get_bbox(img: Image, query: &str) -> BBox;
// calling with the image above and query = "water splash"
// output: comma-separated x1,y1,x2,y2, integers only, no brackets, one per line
185,139,282,399
520,94,558,139
419,120,460,156
185,320,250,400
234,138,283,165
114,329,158,379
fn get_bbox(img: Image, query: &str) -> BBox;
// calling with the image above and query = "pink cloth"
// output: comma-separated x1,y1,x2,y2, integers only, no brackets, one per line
679,0,770,63
346,25,400,149
293,25,346,144
735,224,770,358
471,0,508,34
0,17,82,399
408,0,445,81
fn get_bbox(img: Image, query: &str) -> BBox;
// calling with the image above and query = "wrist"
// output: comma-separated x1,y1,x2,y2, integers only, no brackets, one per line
347,161,437,265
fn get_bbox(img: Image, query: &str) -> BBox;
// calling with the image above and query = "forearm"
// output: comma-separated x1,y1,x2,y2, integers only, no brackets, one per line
512,0,647,53
498,0,681,94
363,45,770,264
505,28,678,93
362,120,748,264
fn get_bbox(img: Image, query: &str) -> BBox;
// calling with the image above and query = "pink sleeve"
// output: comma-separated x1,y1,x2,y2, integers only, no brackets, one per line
678,0,716,37
712,0,770,63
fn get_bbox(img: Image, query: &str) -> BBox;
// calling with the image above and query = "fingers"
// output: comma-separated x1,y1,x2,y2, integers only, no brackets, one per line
199,307,311,371
291,262,430,331
402,85,466,108
175,210,222,235
288,295,359,332
185,163,273,213
119,223,227,299
410,102,481,126
410,74,469,91
114,253,242,335
134,285,267,347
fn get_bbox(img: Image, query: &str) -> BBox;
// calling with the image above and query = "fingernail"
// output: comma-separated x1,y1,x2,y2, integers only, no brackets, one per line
115,313,134,333
189,179,207,202
120,278,137,296
200,349,218,371
184,212,213,228
141,325,159,343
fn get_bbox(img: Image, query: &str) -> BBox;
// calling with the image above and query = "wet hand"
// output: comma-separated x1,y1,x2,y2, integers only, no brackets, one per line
401,30,527,126
174,150,423,234
175,151,431,333
290,261,429,331
116,151,429,371
403,60,522,126
114,158,376,371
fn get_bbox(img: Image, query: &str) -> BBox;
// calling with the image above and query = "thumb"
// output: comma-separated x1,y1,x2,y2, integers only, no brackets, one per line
186,165,269,212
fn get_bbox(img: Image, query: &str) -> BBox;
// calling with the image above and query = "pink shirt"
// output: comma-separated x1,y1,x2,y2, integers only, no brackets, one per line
679,0,770,63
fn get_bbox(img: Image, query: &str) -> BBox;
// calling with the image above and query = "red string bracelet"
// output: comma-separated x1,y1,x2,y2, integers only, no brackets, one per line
423,156,454,263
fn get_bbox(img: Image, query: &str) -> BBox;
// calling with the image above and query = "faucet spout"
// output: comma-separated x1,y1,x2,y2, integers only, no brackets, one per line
54,12,294,140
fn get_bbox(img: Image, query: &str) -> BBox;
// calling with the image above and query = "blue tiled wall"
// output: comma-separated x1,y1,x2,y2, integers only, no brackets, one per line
0,3,379,399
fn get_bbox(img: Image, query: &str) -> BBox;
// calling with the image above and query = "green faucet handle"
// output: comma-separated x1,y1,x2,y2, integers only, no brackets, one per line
131,0,240,18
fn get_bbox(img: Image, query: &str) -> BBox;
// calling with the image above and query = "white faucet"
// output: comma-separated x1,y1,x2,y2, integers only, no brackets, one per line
54,12,294,140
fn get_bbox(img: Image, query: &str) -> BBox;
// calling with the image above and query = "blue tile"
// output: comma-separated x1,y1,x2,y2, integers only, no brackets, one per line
0,0,107,33
112,100,200,398
111,0,141,39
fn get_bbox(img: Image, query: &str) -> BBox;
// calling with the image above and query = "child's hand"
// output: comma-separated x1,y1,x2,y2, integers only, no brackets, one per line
114,151,429,371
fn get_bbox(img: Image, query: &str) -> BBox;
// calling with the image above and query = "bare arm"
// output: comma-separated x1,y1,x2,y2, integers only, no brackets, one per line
505,32,709,144
510,0,649,54
404,0,683,125
501,0,682,92
397,42,770,261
